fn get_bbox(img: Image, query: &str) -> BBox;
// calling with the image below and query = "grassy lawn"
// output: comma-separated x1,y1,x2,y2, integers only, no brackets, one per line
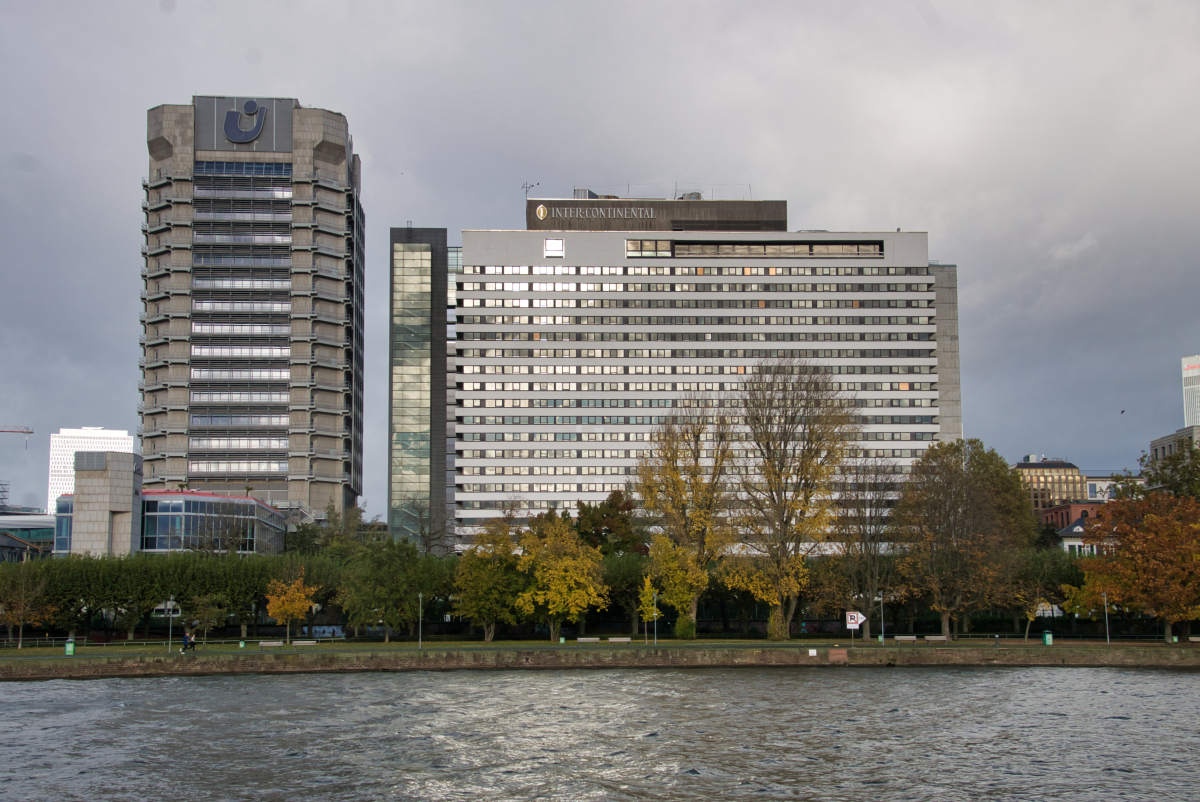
0,635,1177,661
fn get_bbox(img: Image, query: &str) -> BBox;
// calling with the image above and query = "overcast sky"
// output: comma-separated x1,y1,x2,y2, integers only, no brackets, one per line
2,1,1198,516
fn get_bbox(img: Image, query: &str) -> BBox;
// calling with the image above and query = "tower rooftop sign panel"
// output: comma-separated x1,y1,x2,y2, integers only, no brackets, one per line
526,198,786,232
193,96,296,153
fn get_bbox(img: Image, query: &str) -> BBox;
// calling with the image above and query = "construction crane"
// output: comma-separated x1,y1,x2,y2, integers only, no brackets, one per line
1,426,33,449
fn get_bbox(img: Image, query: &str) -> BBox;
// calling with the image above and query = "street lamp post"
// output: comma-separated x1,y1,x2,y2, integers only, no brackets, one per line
653,591,658,647
418,593,423,651
166,595,174,655
1103,591,1111,646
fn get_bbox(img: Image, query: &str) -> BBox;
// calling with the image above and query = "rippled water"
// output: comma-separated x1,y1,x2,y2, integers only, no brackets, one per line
2,666,1197,801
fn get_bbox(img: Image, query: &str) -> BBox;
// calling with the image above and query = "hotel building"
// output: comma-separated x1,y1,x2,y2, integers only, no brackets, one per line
451,195,961,528
140,96,365,521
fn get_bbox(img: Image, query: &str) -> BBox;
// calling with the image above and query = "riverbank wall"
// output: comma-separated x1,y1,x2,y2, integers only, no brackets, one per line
3,644,1200,681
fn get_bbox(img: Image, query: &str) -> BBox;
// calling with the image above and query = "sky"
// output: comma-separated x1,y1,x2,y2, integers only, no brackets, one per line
2,1,1199,517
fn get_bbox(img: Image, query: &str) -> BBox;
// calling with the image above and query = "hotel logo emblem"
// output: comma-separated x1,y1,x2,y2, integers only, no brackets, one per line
224,99,267,144
535,204,548,220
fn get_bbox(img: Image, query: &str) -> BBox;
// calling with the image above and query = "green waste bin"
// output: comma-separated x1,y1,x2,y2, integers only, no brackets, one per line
1173,636,1179,643
1042,631,1053,646
559,637,565,644
239,640,246,649
64,641,75,656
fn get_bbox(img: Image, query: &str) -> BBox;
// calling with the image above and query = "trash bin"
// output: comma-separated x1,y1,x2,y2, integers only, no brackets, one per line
558,637,565,644
1173,636,1179,643
1042,631,1053,646
239,640,246,649
64,640,75,656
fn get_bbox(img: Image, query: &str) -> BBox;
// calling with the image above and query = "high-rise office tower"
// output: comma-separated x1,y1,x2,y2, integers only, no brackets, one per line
1183,356,1200,427
141,97,365,521
46,427,137,513
453,194,961,528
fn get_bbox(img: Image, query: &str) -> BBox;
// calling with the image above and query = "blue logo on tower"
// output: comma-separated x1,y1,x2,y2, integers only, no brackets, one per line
223,100,267,144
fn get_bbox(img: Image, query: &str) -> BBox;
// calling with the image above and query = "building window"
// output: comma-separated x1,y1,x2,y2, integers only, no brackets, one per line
544,239,564,259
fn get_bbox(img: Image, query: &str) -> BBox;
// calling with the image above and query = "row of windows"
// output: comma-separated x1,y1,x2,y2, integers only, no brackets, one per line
193,187,293,200
187,461,289,473
194,211,293,222
190,392,290,403
462,349,931,366
460,483,630,494
192,278,292,290
459,416,669,429
193,323,291,335
457,447,931,461
458,314,934,327
458,381,937,396
462,282,930,294
459,331,932,344
457,348,937,366
193,256,291,266
631,241,883,259
194,234,292,245
190,415,290,426
463,465,637,476
191,368,290,381
457,380,934,399
191,346,290,358
466,264,922,276
193,301,291,313
189,437,290,449
194,161,293,176
458,386,931,408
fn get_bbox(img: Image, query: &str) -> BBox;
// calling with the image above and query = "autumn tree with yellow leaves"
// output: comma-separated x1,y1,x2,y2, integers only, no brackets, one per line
265,567,320,644
516,511,608,641
724,356,858,640
635,392,736,637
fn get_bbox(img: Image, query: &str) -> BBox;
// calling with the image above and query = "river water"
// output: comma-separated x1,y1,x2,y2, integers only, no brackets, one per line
1,666,1197,801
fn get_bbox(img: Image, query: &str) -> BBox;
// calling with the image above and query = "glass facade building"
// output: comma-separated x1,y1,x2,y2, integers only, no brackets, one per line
388,229,448,541
55,491,285,555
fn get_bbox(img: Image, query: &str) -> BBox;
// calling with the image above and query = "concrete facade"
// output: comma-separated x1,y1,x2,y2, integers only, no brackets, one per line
455,212,959,528
140,96,365,523
67,452,143,556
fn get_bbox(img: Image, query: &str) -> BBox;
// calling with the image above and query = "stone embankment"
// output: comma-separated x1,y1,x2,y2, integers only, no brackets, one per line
3,644,1199,682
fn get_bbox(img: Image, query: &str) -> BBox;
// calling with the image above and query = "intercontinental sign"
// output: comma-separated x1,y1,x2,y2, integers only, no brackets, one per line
535,204,656,220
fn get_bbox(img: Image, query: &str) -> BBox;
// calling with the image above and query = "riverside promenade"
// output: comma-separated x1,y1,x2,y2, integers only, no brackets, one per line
3,640,1199,681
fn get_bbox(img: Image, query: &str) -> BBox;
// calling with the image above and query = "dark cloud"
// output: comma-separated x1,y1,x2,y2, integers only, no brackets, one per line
1,1,1198,517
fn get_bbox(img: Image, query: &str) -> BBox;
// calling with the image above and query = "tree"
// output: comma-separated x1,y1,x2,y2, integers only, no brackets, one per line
1006,548,1081,640
833,456,902,640
724,356,858,640
1077,494,1200,643
0,561,49,648
111,556,165,641
634,392,735,635
189,592,230,642
638,576,662,643
894,439,1036,638
575,491,648,555
516,511,608,641
602,551,648,636
395,493,455,555
338,540,420,643
454,520,523,642
1132,443,1200,500
265,567,320,644
647,534,710,638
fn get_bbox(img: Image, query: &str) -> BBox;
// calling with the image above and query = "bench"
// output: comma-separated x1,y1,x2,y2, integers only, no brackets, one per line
293,640,317,646
577,637,600,643
1189,637,1200,643
607,637,631,643
259,641,284,649
893,635,918,642
923,635,948,642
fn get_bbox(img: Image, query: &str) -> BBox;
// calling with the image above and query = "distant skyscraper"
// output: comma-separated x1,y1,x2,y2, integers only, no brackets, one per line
47,428,136,512
141,96,365,522
1183,356,1200,426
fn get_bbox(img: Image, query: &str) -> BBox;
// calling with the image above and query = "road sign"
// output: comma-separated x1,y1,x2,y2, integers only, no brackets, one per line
846,612,864,630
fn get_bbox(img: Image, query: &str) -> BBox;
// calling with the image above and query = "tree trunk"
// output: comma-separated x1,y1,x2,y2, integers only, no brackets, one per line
688,594,700,629
767,606,788,640
962,614,971,634
241,622,248,639
549,618,560,642
578,613,587,636
781,595,799,639
720,599,730,634
941,612,951,638
630,606,639,637
1013,612,1022,635
384,626,390,644
907,612,915,634
5,623,11,643
1164,618,1173,644
128,624,137,642
17,621,23,649
862,616,872,641
286,621,291,645
484,623,495,643
1024,617,1033,641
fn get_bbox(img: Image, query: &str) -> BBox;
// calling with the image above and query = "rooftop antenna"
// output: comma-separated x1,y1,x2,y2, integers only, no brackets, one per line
523,182,539,198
